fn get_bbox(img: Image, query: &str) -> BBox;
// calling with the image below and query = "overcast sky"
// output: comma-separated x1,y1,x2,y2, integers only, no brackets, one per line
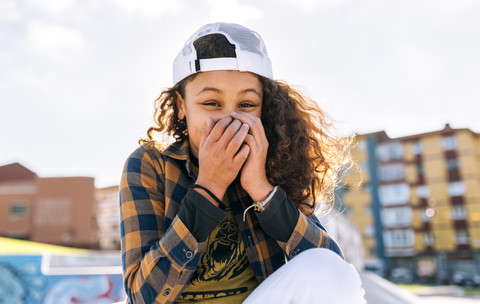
1,0,479,188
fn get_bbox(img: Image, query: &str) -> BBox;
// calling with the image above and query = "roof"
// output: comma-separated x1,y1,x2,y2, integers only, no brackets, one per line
359,124,479,143
0,162,37,183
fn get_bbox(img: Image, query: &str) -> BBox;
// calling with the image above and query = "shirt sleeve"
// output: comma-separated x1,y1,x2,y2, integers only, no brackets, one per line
255,187,299,242
256,186,344,260
119,145,224,304
178,189,227,242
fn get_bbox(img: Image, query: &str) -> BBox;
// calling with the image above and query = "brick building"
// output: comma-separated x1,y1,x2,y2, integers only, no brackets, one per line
0,162,97,248
342,124,480,283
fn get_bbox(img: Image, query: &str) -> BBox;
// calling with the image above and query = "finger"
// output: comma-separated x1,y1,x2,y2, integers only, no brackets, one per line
206,116,233,143
243,134,258,152
233,143,250,165
217,119,242,148
226,123,249,155
200,117,214,149
230,111,266,144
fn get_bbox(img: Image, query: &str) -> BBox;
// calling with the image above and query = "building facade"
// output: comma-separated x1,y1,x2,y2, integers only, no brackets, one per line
95,185,121,250
0,163,97,248
342,124,480,283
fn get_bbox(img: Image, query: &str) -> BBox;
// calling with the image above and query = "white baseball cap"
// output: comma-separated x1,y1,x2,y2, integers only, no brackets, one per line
173,22,273,85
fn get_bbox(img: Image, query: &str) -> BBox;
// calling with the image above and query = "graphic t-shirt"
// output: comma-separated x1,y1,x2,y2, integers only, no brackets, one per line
176,163,258,303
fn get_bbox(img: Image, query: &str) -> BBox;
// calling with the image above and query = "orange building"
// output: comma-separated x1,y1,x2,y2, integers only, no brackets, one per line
0,162,97,248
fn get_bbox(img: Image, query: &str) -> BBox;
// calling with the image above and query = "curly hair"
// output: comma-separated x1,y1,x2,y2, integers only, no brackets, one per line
140,34,352,215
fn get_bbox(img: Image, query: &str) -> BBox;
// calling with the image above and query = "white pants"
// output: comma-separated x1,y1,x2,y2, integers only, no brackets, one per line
243,248,366,304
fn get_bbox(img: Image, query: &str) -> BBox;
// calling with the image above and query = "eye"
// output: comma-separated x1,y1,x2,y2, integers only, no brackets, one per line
239,103,257,108
203,101,220,107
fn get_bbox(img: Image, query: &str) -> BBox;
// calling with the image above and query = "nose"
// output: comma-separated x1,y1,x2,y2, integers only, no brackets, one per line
212,107,237,123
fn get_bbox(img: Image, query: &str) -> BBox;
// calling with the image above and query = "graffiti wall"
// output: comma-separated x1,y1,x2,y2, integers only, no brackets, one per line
0,255,125,304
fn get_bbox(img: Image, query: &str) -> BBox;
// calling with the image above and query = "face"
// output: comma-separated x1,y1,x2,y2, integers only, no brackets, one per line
177,70,263,157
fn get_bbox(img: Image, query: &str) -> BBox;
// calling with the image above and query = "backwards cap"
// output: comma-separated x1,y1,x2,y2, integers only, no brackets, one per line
173,22,273,85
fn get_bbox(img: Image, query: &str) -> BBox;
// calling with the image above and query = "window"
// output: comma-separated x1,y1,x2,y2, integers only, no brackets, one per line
34,198,72,225
412,141,423,155
416,186,430,199
364,226,375,237
455,230,469,244
383,229,414,248
10,202,27,219
423,233,434,246
451,205,467,220
446,159,459,171
442,136,458,150
379,183,410,205
376,142,403,162
416,164,424,175
448,182,466,196
379,164,405,181
382,207,412,227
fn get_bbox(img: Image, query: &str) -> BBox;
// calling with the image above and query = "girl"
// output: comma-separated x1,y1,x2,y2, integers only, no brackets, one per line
120,22,365,304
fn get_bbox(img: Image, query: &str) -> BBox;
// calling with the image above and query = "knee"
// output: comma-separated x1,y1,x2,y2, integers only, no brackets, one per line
291,248,343,270
291,248,359,284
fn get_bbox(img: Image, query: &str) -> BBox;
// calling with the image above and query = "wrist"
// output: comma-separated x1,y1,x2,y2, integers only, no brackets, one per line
242,186,278,221
247,182,274,202
195,179,226,203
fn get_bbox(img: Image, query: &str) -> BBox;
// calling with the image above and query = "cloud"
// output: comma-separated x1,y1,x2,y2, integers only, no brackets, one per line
397,45,440,89
112,0,184,19
25,20,86,62
0,51,11,67
26,0,78,16
428,0,478,14
277,0,351,11
206,0,262,23
0,0,22,22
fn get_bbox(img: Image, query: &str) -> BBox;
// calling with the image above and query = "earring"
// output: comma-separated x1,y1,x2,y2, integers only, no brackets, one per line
175,118,188,137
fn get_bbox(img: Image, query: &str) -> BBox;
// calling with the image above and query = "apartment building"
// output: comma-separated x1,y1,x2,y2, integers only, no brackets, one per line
0,162,97,248
342,124,480,282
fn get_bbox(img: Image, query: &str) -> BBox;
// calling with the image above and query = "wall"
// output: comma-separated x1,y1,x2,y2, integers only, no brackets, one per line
0,255,125,304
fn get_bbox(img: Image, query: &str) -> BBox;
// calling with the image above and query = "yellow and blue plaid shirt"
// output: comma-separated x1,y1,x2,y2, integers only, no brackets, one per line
120,140,343,304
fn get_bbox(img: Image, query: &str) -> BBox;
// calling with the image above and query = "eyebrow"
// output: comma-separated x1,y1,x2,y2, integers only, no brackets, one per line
196,87,262,98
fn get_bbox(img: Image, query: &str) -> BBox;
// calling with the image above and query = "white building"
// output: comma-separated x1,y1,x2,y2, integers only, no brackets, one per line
317,208,364,270
95,185,120,250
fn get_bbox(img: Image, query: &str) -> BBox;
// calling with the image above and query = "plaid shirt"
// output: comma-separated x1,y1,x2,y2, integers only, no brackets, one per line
120,140,343,304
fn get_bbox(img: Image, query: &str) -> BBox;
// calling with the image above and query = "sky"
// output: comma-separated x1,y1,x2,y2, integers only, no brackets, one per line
0,0,479,188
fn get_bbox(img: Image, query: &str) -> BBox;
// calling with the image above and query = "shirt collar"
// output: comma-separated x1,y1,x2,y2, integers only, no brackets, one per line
162,139,190,161
162,139,198,178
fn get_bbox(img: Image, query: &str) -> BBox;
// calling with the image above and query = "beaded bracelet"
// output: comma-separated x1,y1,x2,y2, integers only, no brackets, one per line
190,184,224,207
243,186,278,222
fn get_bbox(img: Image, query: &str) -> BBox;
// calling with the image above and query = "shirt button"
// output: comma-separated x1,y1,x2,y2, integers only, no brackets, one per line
289,251,297,258
185,250,193,259
163,288,171,296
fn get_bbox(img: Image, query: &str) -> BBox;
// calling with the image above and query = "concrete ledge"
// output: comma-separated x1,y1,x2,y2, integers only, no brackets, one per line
361,271,423,304
414,286,464,297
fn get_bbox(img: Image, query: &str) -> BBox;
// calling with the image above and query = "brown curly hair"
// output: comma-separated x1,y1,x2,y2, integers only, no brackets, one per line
140,34,352,215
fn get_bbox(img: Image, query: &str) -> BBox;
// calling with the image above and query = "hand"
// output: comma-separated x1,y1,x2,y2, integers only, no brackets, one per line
230,111,273,201
196,116,251,202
